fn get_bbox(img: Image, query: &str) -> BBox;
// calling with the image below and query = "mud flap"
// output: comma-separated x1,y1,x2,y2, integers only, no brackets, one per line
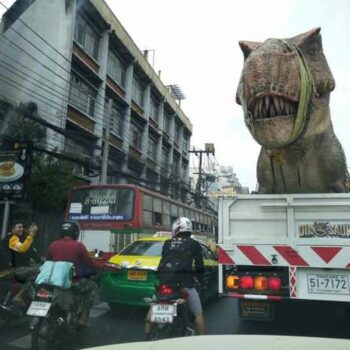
239,300,274,321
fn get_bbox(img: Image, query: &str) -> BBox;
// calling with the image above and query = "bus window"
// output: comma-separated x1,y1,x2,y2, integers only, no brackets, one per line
154,197,162,212
163,214,170,226
190,210,195,221
163,201,171,227
163,201,170,215
143,195,153,225
184,208,189,218
154,212,162,225
143,210,152,225
178,207,184,217
171,204,178,222
153,198,162,225
143,195,153,210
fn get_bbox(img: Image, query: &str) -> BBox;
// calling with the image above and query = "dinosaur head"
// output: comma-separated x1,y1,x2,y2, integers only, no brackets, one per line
236,28,335,148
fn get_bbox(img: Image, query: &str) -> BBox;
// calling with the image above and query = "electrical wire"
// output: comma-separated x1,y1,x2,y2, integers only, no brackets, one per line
0,10,212,208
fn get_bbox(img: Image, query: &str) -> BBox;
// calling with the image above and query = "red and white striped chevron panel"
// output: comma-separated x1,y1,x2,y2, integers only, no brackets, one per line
219,245,350,269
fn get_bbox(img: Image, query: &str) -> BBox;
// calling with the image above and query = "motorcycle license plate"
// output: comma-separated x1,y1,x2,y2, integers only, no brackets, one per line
150,304,176,324
26,301,51,317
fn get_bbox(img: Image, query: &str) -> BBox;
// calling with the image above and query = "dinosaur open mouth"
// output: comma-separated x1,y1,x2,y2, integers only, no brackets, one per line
248,95,298,120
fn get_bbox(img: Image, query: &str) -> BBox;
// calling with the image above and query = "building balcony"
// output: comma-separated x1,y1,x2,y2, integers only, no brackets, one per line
72,42,100,76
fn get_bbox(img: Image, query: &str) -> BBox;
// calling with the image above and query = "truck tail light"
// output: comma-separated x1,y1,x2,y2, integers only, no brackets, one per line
268,276,281,291
240,275,254,289
254,276,268,291
226,275,240,289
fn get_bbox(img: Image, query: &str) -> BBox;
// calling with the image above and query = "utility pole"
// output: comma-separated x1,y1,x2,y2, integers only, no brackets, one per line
1,200,13,239
101,99,113,184
189,144,215,208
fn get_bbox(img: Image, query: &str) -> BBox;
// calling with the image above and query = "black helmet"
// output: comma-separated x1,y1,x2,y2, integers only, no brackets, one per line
60,221,80,240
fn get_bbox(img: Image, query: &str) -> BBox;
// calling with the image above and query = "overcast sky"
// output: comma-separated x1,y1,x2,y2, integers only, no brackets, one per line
1,0,350,191
105,0,350,191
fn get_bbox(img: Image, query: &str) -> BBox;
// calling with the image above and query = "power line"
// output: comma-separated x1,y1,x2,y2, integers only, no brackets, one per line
0,1,72,65
0,28,192,151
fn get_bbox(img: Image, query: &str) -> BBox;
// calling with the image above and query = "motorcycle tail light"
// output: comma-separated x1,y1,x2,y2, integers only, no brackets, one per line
37,288,52,299
254,276,268,291
268,276,282,291
159,284,174,295
240,275,254,289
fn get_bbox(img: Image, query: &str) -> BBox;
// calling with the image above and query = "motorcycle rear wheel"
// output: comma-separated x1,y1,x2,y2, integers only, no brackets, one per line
149,323,173,340
31,318,55,350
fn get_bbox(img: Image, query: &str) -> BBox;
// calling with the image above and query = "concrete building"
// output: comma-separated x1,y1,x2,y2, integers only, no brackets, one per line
0,0,192,199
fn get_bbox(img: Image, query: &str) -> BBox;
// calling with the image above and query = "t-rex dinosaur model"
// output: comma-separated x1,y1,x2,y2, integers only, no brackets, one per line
236,28,348,193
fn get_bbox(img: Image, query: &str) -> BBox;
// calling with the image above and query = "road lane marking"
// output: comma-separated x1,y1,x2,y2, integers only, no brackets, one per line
6,303,109,349
90,302,109,318
8,334,31,349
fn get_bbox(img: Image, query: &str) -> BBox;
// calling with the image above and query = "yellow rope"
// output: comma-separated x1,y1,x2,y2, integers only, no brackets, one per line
281,40,315,142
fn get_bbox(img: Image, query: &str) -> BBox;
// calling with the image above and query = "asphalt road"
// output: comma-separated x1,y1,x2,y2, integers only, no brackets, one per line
1,297,350,349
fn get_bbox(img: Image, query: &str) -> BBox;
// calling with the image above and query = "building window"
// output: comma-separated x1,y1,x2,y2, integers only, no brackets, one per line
173,156,179,175
132,76,144,107
74,13,100,60
131,123,142,150
183,131,189,153
174,123,181,144
148,136,157,160
163,111,171,135
105,100,124,137
150,96,159,123
161,146,169,169
182,161,188,178
107,50,126,87
69,72,97,118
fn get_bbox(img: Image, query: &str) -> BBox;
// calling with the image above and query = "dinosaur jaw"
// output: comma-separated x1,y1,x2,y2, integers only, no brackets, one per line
247,95,299,148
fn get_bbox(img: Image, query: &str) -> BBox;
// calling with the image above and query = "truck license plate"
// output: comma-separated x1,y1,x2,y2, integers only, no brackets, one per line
307,274,350,295
26,301,51,317
150,304,176,323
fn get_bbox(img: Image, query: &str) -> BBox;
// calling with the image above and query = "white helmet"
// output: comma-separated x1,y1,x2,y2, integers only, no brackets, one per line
172,217,192,237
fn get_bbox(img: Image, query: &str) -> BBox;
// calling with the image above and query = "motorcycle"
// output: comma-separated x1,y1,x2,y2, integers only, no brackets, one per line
144,283,196,340
27,281,86,350
0,267,38,329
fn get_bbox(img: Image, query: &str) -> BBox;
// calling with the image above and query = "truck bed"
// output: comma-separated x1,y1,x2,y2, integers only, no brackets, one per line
219,194,350,269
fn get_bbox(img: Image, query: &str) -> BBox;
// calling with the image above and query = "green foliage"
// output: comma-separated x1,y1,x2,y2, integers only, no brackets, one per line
28,155,85,210
1,102,46,144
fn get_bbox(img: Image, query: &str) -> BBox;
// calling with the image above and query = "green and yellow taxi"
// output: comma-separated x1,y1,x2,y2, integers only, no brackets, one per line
99,235,218,308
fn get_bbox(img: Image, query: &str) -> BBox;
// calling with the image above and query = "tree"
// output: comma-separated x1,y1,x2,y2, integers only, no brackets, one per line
0,101,85,210
28,155,85,210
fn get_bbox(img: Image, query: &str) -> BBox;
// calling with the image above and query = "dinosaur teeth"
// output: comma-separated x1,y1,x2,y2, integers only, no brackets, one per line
258,99,263,115
273,97,280,115
270,103,276,117
264,96,270,111
280,98,285,112
254,103,259,119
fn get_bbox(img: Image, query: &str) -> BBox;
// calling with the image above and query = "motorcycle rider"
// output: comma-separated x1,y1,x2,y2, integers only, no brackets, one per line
144,217,205,339
0,221,39,269
46,221,98,327
0,222,40,311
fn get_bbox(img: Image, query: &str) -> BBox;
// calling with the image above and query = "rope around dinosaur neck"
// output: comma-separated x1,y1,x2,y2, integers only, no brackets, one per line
280,39,315,143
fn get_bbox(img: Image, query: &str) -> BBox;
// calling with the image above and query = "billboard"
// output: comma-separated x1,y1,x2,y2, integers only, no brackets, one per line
0,141,32,200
